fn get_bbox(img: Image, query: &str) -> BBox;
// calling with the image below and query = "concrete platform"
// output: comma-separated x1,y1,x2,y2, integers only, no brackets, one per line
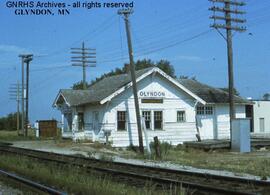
184,137,270,150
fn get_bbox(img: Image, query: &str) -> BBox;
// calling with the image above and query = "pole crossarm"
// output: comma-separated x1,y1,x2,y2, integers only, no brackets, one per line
210,16,246,23
209,6,246,14
211,24,246,32
71,42,96,89
71,51,96,55
209,0,246,6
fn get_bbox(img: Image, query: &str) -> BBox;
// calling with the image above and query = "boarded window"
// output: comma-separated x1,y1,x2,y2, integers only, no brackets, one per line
177,111,186,122
141,99,163,103
154,111,162,130
117,111,126,131
142,111,151,129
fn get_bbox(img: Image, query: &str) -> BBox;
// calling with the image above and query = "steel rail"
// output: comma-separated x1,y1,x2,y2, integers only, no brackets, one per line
3,145,268,187
0,169,67,195
0,145,268,195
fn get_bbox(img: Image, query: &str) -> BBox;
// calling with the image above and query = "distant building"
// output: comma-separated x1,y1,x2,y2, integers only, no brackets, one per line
53,67,252,147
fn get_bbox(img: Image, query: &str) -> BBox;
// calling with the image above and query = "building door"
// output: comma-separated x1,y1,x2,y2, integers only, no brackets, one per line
196,106,214,139
260,118,265,132
93,111,99,131
197,116,214,139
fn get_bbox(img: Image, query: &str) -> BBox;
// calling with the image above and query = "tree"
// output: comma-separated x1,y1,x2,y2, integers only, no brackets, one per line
219,87,240,96
263,93,270,100
156,59,176,78
134,59,155,70
179,75,197,80
72,80,91,90
71,58,176,89
0,113,21,131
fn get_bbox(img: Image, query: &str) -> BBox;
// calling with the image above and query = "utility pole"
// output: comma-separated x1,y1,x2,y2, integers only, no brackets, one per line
25,55,33,136
20,55,25,136
16,81,20,134
71,42,96,89
209,0,246,148
118,9,144,154
19,54,33,136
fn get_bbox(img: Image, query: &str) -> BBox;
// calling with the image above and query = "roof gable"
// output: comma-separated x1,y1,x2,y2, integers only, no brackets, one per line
54,67,251,107
99,67,206,105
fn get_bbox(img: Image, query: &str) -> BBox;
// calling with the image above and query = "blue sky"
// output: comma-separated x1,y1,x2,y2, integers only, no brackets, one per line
0,0,269,123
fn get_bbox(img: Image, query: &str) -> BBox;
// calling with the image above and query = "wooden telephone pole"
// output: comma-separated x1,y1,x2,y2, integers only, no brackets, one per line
209,0,246,147
19,54,33,136
71,42,96,89
118,9,144,154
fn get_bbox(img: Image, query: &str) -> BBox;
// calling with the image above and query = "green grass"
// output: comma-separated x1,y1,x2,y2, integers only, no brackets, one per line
123,143,270,178
0,129,61,142
0,130,35,141
0,153,185,195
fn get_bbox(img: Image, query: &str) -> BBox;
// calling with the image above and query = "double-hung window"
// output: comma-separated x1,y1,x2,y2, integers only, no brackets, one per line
177,111,186,122
117,111,126,131
142,111,151,129
154,111,163,130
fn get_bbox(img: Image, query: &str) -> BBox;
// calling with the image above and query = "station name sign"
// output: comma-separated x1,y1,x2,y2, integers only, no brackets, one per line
139,91,165,97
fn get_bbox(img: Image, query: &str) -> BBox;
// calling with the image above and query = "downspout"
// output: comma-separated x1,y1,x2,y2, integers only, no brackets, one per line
194,100,201,142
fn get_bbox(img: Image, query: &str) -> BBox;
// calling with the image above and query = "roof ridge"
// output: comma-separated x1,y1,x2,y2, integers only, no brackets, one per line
88,66,155,89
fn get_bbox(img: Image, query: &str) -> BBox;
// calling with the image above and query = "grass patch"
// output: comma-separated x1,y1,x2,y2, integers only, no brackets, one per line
0,129,61,142
123,143,270,178
0,153,185,195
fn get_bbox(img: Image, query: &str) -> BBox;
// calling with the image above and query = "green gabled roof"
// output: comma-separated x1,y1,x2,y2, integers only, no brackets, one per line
178,78,252,104
57,67,153,106
54,67,252,107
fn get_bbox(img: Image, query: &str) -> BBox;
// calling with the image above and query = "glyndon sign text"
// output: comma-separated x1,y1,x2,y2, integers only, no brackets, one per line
139,91,165,97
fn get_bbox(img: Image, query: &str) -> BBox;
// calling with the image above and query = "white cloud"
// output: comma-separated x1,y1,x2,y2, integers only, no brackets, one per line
0,44,31,54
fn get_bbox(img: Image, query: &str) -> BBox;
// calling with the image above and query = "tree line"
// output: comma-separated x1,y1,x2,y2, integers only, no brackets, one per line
72,59,176,89
0,112,21,131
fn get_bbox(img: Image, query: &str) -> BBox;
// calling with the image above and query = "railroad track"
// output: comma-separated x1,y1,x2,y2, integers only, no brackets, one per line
0,145,269,195
0,168,66,195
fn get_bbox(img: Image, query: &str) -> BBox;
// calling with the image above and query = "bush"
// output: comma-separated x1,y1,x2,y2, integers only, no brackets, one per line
0,112,22,131
149,141,173,160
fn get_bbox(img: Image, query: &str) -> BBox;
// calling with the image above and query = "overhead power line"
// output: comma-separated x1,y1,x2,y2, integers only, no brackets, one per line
98,29,213,64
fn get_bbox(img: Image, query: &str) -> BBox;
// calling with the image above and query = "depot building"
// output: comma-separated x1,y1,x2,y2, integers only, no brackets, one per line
53,67,252,147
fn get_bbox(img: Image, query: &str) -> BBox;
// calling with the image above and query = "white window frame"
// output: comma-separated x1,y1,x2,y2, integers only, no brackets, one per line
196,106,213,115
117,111,127,131
177,110,186,123
142,110,152,130
153,110,163,130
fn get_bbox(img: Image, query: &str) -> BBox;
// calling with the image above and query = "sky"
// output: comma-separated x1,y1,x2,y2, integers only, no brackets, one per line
0,0,269,123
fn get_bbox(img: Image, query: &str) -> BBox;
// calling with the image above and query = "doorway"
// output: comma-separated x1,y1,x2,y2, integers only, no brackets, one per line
260,118,265,132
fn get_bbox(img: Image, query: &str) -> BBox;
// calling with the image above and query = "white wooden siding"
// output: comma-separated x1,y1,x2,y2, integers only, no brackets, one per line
110,122,197,147
253,101,270,133
63,72,247,147
215,104,246,139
